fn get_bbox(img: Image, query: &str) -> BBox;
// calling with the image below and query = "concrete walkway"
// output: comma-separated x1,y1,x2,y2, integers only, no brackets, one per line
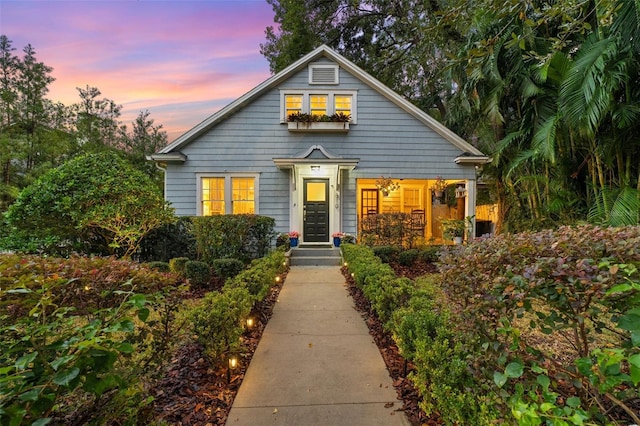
226,266,410,426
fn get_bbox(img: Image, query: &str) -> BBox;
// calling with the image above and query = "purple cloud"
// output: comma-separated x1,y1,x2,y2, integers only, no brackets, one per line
1,0,276,141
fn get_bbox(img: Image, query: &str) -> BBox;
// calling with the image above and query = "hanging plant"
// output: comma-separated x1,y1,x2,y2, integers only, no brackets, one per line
375,176,400,196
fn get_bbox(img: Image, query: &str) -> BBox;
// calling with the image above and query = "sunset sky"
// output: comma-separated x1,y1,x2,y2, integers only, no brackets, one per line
1,0,277,141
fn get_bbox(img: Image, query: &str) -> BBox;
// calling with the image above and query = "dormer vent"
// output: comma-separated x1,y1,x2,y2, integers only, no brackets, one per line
309,64,339,84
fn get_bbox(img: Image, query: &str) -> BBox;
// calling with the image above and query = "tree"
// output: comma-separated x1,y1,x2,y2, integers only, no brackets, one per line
261,0,462,119
0,36,70,211
72,85,122,151
118,109,168,187
4,151,174,257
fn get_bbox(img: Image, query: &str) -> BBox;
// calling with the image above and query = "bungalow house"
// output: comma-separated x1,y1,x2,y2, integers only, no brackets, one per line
150,45,490,245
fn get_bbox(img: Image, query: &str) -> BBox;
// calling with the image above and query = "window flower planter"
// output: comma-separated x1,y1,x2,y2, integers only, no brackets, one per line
286,112,351,133
287,121,350,132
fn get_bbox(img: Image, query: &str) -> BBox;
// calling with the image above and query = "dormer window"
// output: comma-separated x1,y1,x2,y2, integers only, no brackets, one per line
280,90,357,123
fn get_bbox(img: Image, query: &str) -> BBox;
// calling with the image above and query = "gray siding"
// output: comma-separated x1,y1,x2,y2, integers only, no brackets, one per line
163,59,478,236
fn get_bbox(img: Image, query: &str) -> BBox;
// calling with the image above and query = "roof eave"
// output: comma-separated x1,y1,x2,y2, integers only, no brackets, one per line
454,155,492,165
148,153,187,163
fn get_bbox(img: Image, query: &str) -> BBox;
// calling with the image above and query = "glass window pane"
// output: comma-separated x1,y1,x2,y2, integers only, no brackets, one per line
232,177,255,214
334,95,351,116
310,95,327,117
202,177,225,215
285,95,302,117
306,182,326,202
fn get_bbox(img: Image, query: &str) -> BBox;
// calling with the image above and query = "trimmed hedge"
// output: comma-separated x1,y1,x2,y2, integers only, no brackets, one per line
345,225,640,425
342,243,497,424
190,247,287,364
212,258,245,281
192,214,275,264
184,260,212,288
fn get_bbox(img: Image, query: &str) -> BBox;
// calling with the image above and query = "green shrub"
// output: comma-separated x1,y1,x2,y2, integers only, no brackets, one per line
419,246,441,263
3,151,174,257
169,257,190,276
189,286,253,365
0,256,185,425
212,258,245,281
439,225,640,424
360,212,418,247
398,248,419,266
373,245,401,263
0,254,185,318
223,249,286,301
147,261,170,272
192,215,275,264
184,260,212,288
137,216,196,262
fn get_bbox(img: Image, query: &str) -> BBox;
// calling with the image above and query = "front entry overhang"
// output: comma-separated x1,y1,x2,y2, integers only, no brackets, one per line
273,144,359,190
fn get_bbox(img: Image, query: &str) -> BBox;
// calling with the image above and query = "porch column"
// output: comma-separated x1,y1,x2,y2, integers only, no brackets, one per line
465,179,477,237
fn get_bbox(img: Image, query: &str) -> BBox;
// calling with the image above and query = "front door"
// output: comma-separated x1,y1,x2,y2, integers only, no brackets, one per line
303,179,329,242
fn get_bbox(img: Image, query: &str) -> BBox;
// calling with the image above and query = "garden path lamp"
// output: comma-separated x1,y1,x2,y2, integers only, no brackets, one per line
228,355,239,383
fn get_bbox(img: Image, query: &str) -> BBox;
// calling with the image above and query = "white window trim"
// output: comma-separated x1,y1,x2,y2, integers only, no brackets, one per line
196,172,260,216
280,90,358,124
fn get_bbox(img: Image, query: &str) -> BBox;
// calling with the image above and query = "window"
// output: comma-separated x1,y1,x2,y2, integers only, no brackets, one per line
232,177,255,214
310,95,328,117
285,94,302,117
280,90,357,123
199,175,258,216
202,177,225,215
334,95,351,116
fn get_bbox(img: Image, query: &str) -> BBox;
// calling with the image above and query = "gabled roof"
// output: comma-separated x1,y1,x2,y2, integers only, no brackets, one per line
157,45,489,162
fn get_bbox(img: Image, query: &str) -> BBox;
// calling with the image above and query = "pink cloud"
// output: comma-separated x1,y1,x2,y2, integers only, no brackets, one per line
1,0,277,142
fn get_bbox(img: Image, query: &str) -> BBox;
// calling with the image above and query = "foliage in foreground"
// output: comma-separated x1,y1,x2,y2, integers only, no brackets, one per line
2,151,173,257
0,254,187,425
439,225,640,425
343,225,640,425
189,247,287,365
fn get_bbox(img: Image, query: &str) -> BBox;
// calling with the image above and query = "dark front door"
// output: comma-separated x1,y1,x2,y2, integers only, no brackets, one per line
303,179,329,242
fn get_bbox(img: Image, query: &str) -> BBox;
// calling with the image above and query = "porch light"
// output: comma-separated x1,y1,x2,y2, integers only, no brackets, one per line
375,176,400,196
455,184,467,199
310,165,321,174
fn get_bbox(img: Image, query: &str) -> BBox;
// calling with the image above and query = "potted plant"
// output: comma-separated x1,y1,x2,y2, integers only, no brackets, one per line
432,176,447,198
440,218,465,244
288,231,300,247
332,232,344,247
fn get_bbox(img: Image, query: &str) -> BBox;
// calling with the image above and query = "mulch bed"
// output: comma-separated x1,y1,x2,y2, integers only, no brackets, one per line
149,273,286,425
149,261,440,425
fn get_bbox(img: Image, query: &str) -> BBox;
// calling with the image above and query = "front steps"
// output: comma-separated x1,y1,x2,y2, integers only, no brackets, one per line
288,246,342,266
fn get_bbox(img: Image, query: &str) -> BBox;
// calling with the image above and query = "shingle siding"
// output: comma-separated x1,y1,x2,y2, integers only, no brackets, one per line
160,50,484,237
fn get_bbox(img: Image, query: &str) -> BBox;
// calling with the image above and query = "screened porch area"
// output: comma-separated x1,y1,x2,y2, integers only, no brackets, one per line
356,177,469,243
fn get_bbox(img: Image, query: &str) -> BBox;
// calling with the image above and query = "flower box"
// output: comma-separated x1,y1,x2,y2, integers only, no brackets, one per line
287,121,350,133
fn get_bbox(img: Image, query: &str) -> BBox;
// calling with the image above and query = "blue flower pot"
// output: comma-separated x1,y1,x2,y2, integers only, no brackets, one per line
290,237,298,247
333,237,341,247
